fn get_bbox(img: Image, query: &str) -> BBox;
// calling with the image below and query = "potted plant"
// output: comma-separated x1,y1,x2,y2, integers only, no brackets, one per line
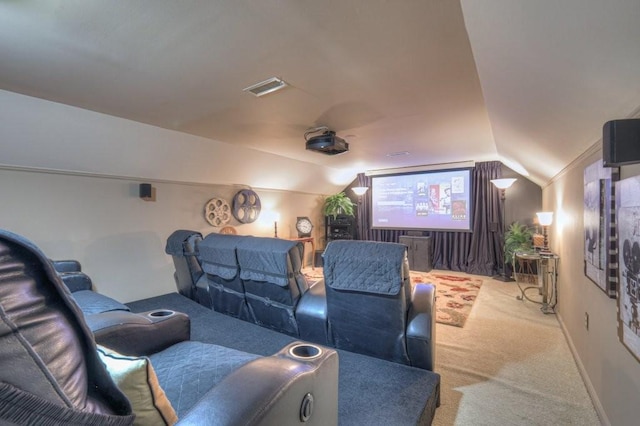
323,192,355,219
504,222,534,265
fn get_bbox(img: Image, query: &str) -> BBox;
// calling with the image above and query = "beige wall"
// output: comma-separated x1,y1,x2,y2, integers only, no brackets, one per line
543,145,640,425
0,89,350,196
0,168,325,303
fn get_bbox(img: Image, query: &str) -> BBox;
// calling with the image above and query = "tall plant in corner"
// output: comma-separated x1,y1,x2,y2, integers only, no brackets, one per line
323,192,355,219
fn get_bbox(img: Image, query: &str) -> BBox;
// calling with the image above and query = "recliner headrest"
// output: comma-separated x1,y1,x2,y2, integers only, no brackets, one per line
165,229,203,256
323,240,407,295
236,237,302,287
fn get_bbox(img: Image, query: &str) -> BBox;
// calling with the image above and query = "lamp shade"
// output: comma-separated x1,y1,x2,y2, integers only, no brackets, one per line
490,178,517,190
352,186,369,196
536,211,554,226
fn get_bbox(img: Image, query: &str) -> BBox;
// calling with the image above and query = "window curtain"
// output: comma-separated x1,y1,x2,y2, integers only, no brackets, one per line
355,161,503,276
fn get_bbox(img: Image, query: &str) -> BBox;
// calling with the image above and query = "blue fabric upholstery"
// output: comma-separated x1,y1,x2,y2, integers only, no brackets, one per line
323,240,435,370
197,233,251,319
72,289,131,315
236,236,309,335
150,341,259,418
323,240,406,295
237,237,302,287
198,233,245,281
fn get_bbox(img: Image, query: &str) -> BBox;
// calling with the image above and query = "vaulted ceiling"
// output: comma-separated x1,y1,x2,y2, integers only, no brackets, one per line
1,0,639,190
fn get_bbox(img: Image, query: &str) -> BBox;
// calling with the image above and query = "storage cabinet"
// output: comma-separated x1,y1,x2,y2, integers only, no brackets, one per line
399,236,433,272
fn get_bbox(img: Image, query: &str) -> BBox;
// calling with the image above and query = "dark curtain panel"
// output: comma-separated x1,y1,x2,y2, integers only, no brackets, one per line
355,161,503,276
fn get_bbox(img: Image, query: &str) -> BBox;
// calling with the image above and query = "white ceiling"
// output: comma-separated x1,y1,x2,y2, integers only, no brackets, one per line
1,0,639,188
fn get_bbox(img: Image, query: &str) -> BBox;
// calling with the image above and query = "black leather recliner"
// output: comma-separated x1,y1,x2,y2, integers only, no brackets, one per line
323,240,436,371
0,229,339,425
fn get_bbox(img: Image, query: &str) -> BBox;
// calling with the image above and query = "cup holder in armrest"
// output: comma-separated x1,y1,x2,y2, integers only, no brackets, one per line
288,343,323,360
147,309,175,318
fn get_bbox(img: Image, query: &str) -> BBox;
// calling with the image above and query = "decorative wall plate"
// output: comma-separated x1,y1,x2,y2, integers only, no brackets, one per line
232,189,261,223
204,197,231,227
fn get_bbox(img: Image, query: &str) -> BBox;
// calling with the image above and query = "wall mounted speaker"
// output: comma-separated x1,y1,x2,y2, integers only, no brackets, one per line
603,119,640,167
139,183,154,201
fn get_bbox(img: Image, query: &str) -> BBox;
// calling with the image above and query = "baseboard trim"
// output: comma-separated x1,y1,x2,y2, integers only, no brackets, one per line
556,312,610,426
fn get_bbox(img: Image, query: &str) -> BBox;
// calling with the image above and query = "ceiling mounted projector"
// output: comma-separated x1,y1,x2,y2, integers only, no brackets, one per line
304,127,349,155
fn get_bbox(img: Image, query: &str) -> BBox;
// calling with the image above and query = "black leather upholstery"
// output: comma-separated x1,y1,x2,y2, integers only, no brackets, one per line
86,310,191,356
52,258,82,273
0,230,134,424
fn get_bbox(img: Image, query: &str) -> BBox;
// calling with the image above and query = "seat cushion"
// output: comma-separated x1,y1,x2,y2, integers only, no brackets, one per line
97,345,178,426
149,341,259,418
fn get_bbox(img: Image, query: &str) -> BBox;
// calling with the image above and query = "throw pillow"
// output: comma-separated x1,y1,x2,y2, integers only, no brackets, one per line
97,345,178,426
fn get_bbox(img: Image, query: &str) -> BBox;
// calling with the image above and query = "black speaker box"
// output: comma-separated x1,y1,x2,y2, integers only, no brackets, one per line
603,119,640,167
139,183,153,200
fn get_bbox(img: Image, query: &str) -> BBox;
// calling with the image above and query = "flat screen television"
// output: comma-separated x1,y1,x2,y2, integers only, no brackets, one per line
370,167,473,232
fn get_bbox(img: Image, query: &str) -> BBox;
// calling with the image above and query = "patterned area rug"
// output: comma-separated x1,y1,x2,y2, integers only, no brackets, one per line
410,271,483,327
302,268,483,328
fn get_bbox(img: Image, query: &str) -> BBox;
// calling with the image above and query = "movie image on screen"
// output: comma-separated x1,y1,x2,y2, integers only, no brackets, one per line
371,168,473,232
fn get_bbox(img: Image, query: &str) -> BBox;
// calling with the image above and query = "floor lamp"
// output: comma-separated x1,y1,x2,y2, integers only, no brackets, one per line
491,178,517,282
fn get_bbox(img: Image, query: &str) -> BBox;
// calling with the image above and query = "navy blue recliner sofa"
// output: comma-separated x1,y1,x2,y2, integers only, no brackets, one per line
166,230,436,371
0,229,339,425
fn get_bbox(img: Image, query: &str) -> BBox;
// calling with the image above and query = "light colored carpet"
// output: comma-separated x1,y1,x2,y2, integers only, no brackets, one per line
432,270,601,426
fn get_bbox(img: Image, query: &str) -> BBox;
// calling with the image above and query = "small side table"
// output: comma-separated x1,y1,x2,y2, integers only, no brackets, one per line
514,251,559,314
291,237,316,269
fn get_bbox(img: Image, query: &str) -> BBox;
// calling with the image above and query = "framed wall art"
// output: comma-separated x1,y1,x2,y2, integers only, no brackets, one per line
583,160,619,297
616,175,640,362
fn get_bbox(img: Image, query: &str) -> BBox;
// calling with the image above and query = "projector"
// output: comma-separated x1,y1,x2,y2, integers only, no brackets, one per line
305,130,349,155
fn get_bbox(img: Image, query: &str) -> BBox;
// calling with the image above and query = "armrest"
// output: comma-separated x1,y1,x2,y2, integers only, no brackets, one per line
296,280,328,345
178,342,338,426
51,259,81,273
85,310,190,356
406,282,436,371
58,271,93,293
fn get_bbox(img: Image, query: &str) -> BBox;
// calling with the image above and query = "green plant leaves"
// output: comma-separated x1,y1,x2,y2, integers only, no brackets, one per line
504,222,534,264
323,192,355,218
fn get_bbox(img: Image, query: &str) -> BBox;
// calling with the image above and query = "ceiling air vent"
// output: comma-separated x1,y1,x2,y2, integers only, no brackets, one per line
243,77,288,97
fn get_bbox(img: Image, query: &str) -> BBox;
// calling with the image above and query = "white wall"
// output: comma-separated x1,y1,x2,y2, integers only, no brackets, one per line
543,146,640,426
0,168,325,303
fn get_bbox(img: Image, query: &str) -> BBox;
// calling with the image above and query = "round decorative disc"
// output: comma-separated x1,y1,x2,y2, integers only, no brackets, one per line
204,197,231,227
232,189,261,223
